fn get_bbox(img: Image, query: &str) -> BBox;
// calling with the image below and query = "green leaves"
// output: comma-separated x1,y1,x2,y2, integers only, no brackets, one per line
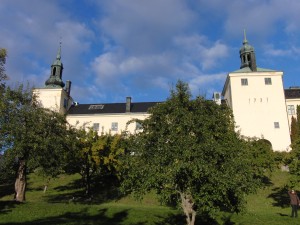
121,81,262,222
0,84,70,180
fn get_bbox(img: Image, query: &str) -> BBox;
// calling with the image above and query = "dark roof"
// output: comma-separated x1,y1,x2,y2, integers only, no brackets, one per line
67,102,160,115
284,88,300,99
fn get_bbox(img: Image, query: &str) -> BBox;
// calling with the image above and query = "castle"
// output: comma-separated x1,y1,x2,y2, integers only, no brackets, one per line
33,35,300,152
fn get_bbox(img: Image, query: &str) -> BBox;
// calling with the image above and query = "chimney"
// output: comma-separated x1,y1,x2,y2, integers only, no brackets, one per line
212,92,221,105
126,97,131,112
65,80,72,96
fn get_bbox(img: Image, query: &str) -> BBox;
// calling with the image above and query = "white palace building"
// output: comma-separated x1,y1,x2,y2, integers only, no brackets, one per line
33,35,300,152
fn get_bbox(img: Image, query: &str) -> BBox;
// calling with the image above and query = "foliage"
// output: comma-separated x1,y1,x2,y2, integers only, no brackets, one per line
244,138,276,181
290,116,298,144
0,48,7,85
273,151,291,167
297,105,300,137
121,81,261,225
65,128,126,196
288,106,300,186
0,84,70,201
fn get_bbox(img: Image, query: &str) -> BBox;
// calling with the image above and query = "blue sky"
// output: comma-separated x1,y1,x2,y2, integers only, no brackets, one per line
1,0,300,104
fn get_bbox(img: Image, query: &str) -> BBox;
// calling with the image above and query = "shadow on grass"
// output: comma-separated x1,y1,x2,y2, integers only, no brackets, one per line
0,208,131,225
0,183,14,198
0,208,190,225
261,175,273,187
0,182,19,215
0,201,22,215
154,213,228,225
46,175,123,205
268,186,290,208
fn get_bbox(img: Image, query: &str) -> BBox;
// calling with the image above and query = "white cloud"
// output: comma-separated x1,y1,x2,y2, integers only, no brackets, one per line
0,0,94,91
264,44,300,57
2,0,300,103
97,0,195,54
173,35,229,70
189,73,227,97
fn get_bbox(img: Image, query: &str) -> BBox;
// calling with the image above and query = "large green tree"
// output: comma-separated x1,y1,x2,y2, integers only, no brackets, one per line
0,85,70,202
121,81,260,225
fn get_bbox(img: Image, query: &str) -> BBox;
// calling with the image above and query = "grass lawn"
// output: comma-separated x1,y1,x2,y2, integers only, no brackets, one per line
0,170,299,225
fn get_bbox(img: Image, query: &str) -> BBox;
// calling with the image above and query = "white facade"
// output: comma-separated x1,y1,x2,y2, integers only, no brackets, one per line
33,88,73,115
285,90,300,128
67,112,149,134
222,69,291,151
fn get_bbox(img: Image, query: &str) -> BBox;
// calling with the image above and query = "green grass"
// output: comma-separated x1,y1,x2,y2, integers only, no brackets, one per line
0,170,299,225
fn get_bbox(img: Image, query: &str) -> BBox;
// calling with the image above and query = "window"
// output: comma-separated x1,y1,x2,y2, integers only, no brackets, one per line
241,78,248,86
136,122,143,130
287,105,295,115
93,123,100,131
274,122,280,129
111,122,118,131
52,67,56,76
63,98,68,108
265,78,272,85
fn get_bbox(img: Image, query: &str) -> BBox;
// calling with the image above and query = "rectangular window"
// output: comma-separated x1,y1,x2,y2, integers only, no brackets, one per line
265,78,272,85
274,122,280,129
111,122,118,131
63,98,68,108
93,123,100,131
136,122,143,130
287,105,295,115
241,78,248,86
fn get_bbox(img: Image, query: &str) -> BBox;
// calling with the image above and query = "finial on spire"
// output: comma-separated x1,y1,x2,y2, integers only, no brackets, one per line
243,29,248,44
56,37,62,60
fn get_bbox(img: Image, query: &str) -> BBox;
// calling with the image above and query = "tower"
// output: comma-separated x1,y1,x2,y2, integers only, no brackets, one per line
222,32,291,151
239,30,257,71
45,43,65,88
33,44,73,114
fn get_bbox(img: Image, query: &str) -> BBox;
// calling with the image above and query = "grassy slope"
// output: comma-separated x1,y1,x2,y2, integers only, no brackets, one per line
0,170,299,225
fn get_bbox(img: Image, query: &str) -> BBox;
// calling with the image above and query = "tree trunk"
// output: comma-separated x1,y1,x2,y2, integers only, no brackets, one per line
84,156,91,197
14,160,26,202
43,177,51,193
180,192,196,225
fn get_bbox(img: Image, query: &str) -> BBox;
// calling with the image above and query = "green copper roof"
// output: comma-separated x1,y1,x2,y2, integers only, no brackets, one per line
45,44,65,88
231,67,276,73
52,44,63,66
239,30,254,54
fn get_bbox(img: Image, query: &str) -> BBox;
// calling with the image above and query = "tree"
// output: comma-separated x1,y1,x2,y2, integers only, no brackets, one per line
67,128,100,196
0,85,70,202
244,138,275,181
121,81,260,225
0,48,7,85
297,105,300,135
291,116,298,144
289,106,300,185
0,48,7,153
65,128,126,197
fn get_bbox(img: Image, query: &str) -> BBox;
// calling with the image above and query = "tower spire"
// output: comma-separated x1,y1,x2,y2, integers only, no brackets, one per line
45,41,65,88
56,40,62,60
243,29,248,44
239,30,257,71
